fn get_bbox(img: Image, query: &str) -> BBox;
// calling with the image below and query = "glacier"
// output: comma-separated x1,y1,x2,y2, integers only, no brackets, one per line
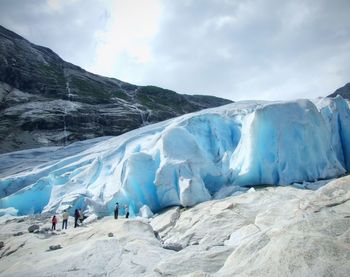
0,96,349,217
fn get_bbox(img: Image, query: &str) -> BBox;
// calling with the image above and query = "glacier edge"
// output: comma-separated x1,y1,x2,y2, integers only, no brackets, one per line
0,97,349,216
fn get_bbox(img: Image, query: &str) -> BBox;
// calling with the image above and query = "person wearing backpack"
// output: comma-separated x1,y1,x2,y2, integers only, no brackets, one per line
79,209,84,224
125,205,129,219
51,215,58,230
74,209,80,228
62,210,68,229
114,202,119,219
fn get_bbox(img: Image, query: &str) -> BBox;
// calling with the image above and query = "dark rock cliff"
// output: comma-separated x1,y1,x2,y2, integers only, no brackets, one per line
328,83,350,100
0,25,232,153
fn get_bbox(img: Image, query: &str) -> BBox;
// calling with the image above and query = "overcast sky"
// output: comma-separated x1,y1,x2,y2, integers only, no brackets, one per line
0,0,349,101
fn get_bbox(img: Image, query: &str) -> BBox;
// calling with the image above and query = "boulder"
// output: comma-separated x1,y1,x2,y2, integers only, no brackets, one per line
28,224,39,233
49,245,62,251
162,242,183,252
38,227,51,234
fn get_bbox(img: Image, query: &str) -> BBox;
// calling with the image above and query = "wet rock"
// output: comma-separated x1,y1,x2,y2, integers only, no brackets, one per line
28,224,39,233
108,232,114,237
0,241,4,249
13,232,24,237
162,242,184,252
49,245,62,251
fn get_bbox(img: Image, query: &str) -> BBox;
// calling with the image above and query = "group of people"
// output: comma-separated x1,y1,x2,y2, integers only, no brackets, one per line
51,209,85,230
114,203,130,219
51,204,130,230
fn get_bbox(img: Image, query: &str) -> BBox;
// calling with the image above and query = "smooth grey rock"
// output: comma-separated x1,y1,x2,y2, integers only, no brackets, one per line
28,224,39,233
38,227,51,234
0,176,350,276
162,242,184,252
49,245,62,251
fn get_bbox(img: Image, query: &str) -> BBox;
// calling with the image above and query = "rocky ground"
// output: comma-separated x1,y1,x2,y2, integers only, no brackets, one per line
0,175,349,277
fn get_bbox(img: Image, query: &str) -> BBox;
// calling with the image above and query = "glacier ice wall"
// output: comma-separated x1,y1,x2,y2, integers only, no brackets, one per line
0,97,349,216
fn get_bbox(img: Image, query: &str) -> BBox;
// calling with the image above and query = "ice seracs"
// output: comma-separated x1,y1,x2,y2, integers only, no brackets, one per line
0,96,349,217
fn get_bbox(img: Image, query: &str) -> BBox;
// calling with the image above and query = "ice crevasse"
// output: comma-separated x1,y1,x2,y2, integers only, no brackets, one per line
0,96,349,216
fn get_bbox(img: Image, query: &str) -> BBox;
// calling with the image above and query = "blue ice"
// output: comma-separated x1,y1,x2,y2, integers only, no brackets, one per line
0,97,349,217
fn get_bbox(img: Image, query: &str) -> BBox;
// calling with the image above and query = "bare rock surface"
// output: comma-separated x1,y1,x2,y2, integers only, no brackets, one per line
0,175,349,276
27,224,39,233
0,25,232,154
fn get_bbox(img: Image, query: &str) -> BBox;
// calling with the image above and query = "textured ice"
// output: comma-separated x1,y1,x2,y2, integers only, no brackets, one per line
0,97,349,216
139,205,154,218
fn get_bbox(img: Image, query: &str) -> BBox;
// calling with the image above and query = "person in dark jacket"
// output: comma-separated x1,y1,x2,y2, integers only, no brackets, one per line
125,205,129,219
114,202,119,219
51,215,57,230
74,209,80,228
79,209,84,224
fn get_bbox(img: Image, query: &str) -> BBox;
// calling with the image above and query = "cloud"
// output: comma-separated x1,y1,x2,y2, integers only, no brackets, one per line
0,0,108,68
139,0,350,100
0,0,349,100
88,0,162,79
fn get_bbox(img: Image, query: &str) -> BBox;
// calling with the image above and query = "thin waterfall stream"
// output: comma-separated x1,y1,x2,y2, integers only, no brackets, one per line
63,81,72,146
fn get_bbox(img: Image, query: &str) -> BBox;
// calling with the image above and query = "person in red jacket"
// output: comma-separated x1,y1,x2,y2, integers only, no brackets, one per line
51,215,58,230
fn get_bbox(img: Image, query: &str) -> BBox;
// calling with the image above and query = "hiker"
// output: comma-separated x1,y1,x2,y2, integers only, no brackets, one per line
62,210,68,229
125,204,129,219
114,202,119,219
51,215,57,230
79,209,84,224
74,209,80,228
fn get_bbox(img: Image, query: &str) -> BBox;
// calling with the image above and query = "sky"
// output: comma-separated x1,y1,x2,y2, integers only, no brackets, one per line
0,0,349,101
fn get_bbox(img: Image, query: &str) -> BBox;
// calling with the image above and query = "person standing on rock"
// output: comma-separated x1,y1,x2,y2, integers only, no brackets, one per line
51,215,57,230
62,210,68,229
125,204,129,219
114,202,119,219
79,209,84,224
74,209,80,228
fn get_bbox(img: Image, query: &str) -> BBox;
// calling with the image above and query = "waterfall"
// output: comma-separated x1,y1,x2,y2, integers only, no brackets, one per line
66,81,72,98
63,81,72,146
135,106,150,126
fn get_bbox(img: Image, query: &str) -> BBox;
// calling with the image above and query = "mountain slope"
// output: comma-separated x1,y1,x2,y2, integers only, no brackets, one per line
329,82,350,100
0,25,232,153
